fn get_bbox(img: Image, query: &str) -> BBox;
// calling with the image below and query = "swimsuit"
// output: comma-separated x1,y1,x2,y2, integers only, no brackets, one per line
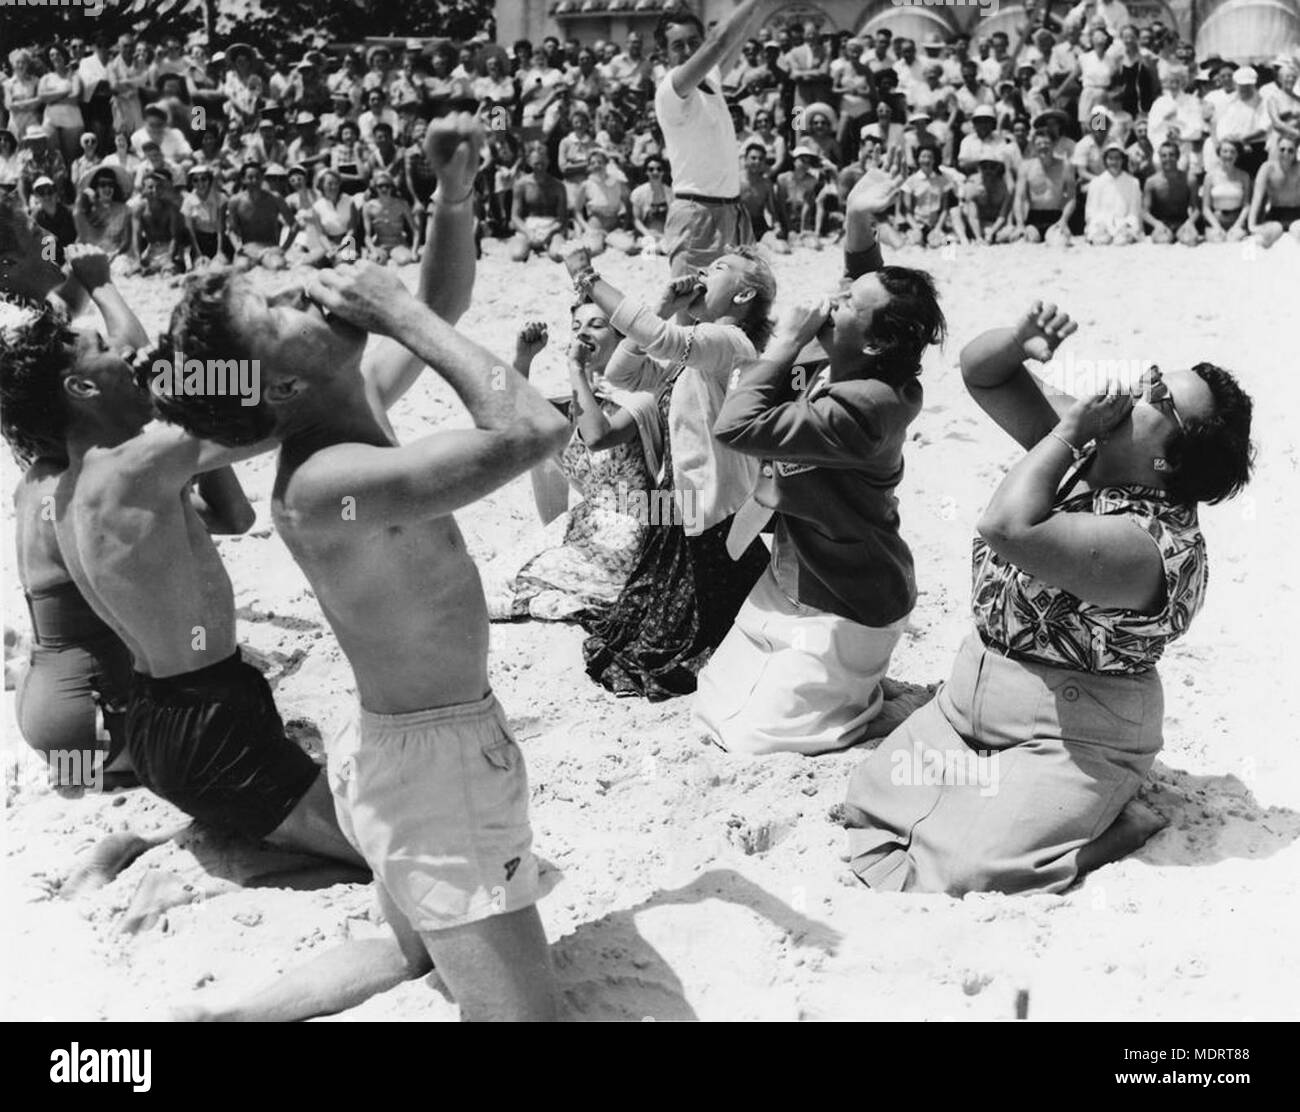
327,692,545,930
126,649,320,838
1265,204,1300,229
17,582,133,769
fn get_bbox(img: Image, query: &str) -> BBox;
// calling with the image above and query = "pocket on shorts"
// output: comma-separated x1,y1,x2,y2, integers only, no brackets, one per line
471,718,531,842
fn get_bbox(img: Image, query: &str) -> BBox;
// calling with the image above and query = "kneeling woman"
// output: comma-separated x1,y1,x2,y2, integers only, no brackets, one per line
488,306,665,622
841,301,1254,895
564,247,776,699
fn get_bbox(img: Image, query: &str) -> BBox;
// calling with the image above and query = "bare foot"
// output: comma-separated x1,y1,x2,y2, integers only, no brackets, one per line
119,870,238,935
60,831,157,898
827,802,872,829
1076,797,1171,877
862,678,938,741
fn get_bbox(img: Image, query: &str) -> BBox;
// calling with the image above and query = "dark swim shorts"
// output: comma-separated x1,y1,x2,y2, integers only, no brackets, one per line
126,650,320,838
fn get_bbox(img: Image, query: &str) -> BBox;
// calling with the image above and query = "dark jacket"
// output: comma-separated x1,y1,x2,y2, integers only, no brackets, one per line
713,356,921,628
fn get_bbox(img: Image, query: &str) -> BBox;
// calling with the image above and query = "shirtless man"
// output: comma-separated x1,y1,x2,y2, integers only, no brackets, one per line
160,117,570,1022
963,152,1015,243
225,161,292,271
1142,140,1200,245
1014,127,1076,244
1248,135,1300,248
131,171,184,276
509,140,568,263
776,145,824,244
44,281,360,871
739,139,786,252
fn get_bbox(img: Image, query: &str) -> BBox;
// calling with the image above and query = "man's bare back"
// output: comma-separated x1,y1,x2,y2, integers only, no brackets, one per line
56,426,240,678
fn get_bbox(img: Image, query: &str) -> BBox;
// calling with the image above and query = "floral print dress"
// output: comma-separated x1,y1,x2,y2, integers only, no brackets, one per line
489,398,656,623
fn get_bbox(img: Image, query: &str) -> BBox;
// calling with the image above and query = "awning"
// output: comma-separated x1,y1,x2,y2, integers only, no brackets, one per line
1196,0,1300,63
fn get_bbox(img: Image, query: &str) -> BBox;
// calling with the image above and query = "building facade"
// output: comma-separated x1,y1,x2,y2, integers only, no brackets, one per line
495,2,1297,62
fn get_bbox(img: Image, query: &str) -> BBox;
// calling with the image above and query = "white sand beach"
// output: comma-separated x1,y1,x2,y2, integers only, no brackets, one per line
4,237,1298,1021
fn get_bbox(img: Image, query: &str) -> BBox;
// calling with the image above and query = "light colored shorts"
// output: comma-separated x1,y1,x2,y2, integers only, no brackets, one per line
327,692,542,932
695,567,907,756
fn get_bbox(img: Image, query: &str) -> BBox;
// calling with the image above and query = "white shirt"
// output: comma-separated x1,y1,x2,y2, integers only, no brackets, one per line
1148,91,1204,148
655,66,739,198
78,54,110,102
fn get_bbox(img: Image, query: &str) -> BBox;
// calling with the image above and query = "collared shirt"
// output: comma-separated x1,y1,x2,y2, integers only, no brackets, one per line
655,66,739,197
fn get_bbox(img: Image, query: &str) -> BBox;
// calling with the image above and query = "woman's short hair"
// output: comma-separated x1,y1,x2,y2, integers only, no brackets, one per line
1163,362,1254,505
0,294,75,465
730,244,777,352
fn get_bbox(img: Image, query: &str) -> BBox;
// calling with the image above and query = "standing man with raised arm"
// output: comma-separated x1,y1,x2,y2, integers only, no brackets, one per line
655,0,778,279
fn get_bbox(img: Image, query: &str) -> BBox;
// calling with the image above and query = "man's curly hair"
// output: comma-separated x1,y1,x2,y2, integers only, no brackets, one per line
159,267,276,447
0,293,75,466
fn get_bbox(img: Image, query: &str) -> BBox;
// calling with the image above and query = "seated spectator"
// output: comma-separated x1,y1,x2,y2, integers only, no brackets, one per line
629,154,674,254
17,128,69,208
557,106,597,208
73,165,133,264
225,160,291,270
1247,135,1300,248
901,145,956,247
777,145,825,247
357,87,399,146
329,119,370,194
1085,142,1142,244
132,139,184,198
1014,127,1077,244
30,176,77,264
1202,138,1251,242
130,102,192,164
243,113,290,169
963,152,1016,243
1142,140,1201,245
573,147,639,257
69,132,102,191
361,171,416,265
131,169,183,275
509,140,568,263
286,112,329,179
180,163,227,268
365,122,404,187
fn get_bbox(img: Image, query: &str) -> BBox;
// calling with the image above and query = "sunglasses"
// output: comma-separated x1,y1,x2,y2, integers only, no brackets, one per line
1135,367,1185,430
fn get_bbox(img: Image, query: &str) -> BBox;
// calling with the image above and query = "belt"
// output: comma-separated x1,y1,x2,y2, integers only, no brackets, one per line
675,191,742,205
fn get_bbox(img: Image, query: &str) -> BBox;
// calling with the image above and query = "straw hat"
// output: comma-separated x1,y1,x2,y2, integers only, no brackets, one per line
80,163,132,196
801,101,838,129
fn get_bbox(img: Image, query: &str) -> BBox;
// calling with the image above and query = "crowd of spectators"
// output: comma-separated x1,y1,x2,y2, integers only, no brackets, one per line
3,0,1298,278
